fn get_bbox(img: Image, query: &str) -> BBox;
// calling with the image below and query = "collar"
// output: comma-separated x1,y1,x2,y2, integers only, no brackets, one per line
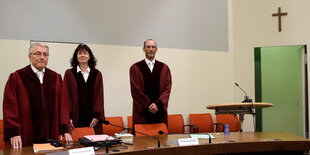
77,65,90,73
30,64,45,73
145,59,155,65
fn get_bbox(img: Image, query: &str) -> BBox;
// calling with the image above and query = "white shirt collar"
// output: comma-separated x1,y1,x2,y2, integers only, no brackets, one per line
145,59,155,65
30,64,45,84
77,65,90,73
77,65,91,82
30,64,45,74
145,59,155,72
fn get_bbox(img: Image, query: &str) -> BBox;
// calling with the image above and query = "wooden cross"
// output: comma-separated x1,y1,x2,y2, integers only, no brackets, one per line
272,7,288,32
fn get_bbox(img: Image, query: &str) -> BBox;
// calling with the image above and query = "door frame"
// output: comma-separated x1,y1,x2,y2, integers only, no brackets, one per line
254,45,308,138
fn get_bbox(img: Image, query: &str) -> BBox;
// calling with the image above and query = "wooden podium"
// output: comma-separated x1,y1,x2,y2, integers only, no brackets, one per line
207,102,273,132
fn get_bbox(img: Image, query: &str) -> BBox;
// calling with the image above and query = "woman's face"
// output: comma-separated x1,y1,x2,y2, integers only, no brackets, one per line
77,49,90,64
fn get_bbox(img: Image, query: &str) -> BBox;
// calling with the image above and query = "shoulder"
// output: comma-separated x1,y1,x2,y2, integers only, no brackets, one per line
45,67,57,75
45,67,62,79
64,68,74,76
130,60,144,70
16,65,31,74
156,60,170,71
93,68,102,77
155,60,168,67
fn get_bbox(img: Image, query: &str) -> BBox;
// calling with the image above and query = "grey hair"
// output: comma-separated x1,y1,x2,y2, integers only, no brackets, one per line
28,43,49,54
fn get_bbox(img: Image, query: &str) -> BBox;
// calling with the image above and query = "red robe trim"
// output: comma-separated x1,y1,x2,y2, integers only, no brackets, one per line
3,65,71,146
64,68,105,134
130,60,172,127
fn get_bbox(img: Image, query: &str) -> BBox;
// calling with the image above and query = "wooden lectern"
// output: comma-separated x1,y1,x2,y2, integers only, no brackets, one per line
207,102,273,132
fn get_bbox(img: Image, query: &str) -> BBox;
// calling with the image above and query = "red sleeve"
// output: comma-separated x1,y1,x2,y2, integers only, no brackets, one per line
130,64,151,113
92,71,105,121
63,70,73,118
155,65,172,112
58,74,72,134
3,73,22,139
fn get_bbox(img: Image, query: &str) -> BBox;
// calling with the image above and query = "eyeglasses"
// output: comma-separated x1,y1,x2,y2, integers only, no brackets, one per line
144,46,157,49
31,52,49,57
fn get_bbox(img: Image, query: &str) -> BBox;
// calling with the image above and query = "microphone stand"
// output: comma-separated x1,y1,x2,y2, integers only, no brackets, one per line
234,82,252,103
103,121,161,148
234,82,255,132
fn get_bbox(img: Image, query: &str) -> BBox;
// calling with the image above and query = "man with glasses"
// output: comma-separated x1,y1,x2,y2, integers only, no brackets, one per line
130,39,172,130
3,43,72,148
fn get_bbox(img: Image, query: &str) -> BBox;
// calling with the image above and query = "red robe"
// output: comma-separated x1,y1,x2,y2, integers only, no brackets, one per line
130,60,172,127
64,68,104,134
3,65,71,146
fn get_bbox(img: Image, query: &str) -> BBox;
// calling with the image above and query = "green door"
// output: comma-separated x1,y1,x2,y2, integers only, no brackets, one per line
255,45,304,137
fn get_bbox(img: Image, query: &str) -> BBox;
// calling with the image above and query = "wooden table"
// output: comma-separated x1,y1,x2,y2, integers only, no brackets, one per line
1,132,309,155
207,103,273,132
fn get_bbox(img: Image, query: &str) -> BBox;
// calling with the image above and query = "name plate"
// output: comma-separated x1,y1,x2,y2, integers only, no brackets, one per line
68,147,95,155
178,138,199,146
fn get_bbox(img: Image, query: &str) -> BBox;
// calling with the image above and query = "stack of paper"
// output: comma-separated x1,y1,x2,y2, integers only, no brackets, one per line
84,134,115,142
33,143,64,153
115,133,133,143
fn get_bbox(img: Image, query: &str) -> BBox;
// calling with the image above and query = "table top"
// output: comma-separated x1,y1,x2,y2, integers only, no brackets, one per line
1,131,309,155
207,102,273,109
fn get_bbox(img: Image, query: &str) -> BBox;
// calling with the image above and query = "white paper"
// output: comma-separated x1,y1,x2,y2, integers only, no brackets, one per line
68,147,95,155
178,138,199,146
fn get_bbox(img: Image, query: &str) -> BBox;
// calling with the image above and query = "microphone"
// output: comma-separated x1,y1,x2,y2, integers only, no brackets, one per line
206,133,212,144
46,139,82,147
234,82,252,103
103,120,161,148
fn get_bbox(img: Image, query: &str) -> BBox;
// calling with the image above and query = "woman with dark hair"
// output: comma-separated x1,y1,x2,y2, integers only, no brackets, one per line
64,44,105,134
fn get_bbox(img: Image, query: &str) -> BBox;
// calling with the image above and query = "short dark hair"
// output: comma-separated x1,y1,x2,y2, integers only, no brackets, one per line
143,39,157,47
70,44,97,68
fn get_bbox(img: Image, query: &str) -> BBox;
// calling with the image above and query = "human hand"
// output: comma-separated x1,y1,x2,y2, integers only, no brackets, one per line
10,136,22,148
90,118,99,128
148,103,158,114
64,133,73,142
70,119,75,130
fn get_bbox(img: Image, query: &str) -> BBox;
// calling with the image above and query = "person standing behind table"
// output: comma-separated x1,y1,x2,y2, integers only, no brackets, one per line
129,39,172,129
64,44,105,134
3,43,72,148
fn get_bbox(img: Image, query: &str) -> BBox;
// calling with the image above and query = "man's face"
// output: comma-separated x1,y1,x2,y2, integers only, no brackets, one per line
143,40,157,61
28,45,49,71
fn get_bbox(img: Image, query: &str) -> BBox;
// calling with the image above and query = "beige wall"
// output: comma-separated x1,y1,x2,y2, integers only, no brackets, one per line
231,0,310,132
0,39,233,128
2,0,308,133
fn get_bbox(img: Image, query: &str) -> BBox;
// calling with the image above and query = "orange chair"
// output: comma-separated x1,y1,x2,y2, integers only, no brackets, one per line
71,127,95,141
102,117,125,136
0,135,10,150
127,116,133,134
134,123,168,137
216,114,240,132
168,114,185,134
189,113,214,133
0,120,3,135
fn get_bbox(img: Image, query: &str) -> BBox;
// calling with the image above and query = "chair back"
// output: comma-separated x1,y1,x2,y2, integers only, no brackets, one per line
71,127,95,141
216,114,240,132
127,116,133,134
134,123,168,137
189,113,214,133
102,116,125,136
168,114,185,134
0,135,10,150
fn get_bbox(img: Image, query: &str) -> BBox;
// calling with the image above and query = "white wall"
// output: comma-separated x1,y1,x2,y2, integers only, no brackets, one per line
0,0,228,51
0,39,234,128
231,0,310,132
